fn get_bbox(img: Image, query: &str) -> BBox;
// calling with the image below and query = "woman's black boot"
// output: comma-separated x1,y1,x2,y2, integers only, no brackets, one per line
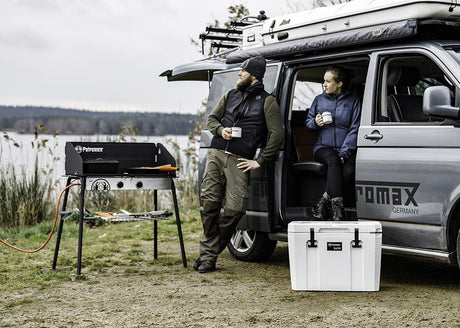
331,197,345,221
312,192,330,220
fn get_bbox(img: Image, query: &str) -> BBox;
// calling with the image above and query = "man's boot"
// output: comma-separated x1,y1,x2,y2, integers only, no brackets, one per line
331,197,345,221
312,192,330,220
197,260,216,273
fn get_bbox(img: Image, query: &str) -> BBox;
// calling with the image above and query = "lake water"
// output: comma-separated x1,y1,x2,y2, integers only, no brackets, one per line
0,132,196,192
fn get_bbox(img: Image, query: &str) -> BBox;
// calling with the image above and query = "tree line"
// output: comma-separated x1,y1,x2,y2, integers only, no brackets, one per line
0,105,200,136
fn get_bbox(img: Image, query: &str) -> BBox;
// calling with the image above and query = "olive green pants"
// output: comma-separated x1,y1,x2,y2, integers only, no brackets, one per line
199,148,248,262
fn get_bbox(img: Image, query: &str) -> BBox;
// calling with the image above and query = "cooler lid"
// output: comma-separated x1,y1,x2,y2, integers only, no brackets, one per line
288,221,382,233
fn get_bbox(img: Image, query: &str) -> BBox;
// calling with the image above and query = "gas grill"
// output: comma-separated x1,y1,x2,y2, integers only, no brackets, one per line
53,142,187,275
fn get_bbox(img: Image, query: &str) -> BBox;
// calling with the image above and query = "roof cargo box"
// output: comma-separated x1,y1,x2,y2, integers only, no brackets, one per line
242,0,460,49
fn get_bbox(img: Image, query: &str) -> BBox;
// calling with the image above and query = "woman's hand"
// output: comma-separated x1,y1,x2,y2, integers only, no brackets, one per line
315,114,324,127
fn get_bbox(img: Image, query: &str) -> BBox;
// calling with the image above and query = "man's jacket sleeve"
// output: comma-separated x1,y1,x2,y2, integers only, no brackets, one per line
256,96,284,166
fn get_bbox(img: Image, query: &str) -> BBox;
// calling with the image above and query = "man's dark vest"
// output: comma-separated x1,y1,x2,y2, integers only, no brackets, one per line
211,82,269,159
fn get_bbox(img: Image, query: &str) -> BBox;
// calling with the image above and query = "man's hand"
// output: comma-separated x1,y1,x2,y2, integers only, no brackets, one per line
237,158,260,172
222,127,232,140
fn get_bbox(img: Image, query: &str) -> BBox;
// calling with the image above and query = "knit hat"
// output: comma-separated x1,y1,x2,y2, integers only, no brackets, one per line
240,56,266,81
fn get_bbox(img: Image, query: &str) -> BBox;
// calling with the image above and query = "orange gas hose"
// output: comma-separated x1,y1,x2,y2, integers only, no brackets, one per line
0,183,80,253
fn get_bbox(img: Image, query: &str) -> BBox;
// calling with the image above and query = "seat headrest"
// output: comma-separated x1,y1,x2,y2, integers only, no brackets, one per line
388,67,420,87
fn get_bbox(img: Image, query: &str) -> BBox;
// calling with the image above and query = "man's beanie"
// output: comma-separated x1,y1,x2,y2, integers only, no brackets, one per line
240,56,266,81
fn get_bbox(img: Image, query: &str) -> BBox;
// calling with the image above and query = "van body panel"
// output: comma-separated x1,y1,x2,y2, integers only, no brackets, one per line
355,147,460,227
367,219,447,250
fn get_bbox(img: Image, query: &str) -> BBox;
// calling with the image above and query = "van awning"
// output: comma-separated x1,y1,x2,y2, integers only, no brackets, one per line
226,19,418,64
160,59,235,82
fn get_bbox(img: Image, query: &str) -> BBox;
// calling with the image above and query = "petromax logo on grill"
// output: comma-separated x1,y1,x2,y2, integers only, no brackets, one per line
75,145,103,153
91,179,110,191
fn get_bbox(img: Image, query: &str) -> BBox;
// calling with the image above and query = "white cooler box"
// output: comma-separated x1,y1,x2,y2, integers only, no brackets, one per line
288,221,382,291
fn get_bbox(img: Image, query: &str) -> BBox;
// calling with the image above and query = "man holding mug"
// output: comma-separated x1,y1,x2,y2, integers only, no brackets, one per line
305,66,361,221
194,56,284,273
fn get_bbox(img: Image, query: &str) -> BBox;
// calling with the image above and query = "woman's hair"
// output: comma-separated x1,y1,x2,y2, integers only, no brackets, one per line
326,66,350,91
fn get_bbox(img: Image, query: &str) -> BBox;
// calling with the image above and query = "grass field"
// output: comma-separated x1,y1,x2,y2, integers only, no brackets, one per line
0,208,202,292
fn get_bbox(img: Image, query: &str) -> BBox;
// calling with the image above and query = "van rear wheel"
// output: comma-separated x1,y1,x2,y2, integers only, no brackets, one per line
228,229,277,262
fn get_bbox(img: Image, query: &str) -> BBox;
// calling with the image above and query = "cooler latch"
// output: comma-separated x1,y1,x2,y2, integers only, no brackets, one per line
351,228,362,248
307,228,317,248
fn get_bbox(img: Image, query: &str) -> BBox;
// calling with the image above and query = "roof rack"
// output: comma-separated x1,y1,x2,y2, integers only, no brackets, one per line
199,10,268,55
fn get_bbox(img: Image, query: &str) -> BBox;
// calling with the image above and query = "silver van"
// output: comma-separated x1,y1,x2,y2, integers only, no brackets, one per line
163,1,460,269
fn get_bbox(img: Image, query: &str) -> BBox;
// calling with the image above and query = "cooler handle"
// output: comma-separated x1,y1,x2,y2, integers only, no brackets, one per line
352,228,362,248
307,228,317,248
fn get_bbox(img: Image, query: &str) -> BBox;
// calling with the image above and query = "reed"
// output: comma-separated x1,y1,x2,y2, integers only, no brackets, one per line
0,162,53,228
0,129,55,228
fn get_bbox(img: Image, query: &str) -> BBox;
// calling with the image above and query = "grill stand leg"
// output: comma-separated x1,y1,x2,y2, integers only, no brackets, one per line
154,190,158,259
171,180,187,267
76,177,86,276
52,177,73,270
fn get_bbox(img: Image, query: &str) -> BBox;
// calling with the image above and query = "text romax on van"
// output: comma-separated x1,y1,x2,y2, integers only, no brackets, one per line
162,0,460,270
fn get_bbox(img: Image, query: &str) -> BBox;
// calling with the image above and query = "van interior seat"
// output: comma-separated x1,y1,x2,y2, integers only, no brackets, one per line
387,66,427,122
291,110,326,176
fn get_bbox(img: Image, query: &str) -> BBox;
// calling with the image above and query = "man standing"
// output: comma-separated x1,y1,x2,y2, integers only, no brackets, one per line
194,56,284,273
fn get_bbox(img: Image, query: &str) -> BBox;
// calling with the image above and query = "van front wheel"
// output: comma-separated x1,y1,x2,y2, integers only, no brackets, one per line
457,228,460,271
228,229,277,262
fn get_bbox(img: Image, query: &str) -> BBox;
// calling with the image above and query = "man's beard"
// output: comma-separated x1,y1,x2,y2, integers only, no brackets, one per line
237,75,252,90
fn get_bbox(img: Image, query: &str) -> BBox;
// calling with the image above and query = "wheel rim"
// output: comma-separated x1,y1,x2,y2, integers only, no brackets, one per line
230,229,255,252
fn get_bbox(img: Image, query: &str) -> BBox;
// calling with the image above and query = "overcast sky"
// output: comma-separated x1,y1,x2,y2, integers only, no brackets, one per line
0,0,299,114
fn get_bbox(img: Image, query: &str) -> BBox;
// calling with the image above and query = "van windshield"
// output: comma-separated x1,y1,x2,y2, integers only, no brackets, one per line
448,47,460,65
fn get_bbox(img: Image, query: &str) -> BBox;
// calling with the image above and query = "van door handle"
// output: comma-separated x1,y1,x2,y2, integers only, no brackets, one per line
364,130,383,140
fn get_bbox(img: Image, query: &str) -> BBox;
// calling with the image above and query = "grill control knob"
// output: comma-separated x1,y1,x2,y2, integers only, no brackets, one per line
136,181,143,189
117,181,124,188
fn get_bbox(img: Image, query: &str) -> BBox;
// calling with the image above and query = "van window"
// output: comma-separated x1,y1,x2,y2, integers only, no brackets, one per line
205,65,280,119
375,54,456,123
292,80,323,112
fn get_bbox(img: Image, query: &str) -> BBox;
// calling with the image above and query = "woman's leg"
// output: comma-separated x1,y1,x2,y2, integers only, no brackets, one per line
315,147,345,220
314,147,343,198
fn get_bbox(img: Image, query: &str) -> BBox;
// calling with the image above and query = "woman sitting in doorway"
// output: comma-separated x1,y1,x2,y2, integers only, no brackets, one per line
305,66,361,221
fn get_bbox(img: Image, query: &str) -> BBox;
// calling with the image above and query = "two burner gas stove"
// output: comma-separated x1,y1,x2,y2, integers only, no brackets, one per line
52,142,187,275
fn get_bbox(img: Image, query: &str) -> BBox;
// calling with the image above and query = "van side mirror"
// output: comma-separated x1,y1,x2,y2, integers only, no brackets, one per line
423,86,460,119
